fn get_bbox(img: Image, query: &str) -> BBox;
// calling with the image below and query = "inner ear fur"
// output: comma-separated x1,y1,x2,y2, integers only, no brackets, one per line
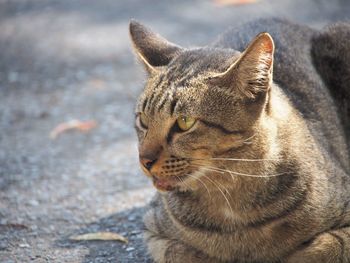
129,20,183,74
209,33,275,99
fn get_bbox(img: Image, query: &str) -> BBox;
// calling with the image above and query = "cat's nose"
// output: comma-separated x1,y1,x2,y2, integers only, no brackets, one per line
140,157,157,171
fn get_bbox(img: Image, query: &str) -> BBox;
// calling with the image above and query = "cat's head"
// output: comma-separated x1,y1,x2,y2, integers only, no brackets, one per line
129,20,275,192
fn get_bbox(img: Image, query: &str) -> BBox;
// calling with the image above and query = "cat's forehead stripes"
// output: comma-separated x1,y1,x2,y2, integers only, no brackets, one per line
140,72,185,116
155,89,177,114
141,97,148,112
168,97,178,116
156,95,168,113
138,49,236,117
141,87,179,117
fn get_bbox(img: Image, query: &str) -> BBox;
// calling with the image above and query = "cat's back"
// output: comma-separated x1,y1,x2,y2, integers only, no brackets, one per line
213,18,349,170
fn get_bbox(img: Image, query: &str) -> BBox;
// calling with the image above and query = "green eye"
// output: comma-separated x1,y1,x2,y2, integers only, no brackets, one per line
177,116,196,131
139,112,149,128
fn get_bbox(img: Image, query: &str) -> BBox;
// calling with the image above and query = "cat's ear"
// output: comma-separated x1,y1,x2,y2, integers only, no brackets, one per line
209,33,274,100
129,20,183,74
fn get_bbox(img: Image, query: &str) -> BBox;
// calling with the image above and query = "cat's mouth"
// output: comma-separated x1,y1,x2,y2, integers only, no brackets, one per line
151,174,188,192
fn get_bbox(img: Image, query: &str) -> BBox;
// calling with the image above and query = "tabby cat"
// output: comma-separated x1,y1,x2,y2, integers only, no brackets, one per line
129,18,350,263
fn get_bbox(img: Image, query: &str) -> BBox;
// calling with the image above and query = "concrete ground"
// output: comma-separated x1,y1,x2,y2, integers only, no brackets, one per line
1,0,349,262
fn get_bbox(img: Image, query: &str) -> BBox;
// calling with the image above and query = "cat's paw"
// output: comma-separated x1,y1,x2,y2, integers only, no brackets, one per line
164,241,217,263
285,232,343,263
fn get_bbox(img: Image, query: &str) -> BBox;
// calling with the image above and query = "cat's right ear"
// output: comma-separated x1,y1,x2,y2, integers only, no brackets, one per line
129,20,183,74
208,33,274,100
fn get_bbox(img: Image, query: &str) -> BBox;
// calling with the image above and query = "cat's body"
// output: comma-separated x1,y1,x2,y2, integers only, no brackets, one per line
130,18,350,263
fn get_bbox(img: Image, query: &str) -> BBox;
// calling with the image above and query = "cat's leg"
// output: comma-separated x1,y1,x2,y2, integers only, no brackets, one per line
144,230,219,263
144,208,220,263
286,227,350,263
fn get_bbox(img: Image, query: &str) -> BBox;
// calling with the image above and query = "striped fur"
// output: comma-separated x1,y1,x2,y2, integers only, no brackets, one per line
130,19,350,263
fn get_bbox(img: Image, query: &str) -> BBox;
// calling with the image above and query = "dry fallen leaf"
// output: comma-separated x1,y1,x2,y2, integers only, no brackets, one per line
214,0,258,6
69,232,128,243
87,78,106,90
0,223,28,230
49,119,97,139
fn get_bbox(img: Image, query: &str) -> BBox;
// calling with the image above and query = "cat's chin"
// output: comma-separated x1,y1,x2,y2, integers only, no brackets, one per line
152,175,187,192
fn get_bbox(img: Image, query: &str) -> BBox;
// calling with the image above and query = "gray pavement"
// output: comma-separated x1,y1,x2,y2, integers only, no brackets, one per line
1,0,350,262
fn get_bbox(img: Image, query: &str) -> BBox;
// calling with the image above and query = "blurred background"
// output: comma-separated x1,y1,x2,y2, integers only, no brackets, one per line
0,0,349,262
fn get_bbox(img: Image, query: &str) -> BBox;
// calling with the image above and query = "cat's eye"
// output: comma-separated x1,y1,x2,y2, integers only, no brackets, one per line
139,112,149,128
176,116,196,131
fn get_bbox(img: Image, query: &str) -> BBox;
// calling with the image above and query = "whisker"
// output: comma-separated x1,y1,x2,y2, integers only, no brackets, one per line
177,175,191,191
190,163,288,178
228,168,236,185
243,133,256,145
191,157,281,162
189,166,233,198
184,172,212,198
199,173,234,215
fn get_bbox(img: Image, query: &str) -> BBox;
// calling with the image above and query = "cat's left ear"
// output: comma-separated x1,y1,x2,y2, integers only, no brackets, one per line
129,20,183,74
209,33,274,100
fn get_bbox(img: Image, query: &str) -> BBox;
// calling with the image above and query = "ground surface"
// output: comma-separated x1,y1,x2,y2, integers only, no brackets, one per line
1,0,350,262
